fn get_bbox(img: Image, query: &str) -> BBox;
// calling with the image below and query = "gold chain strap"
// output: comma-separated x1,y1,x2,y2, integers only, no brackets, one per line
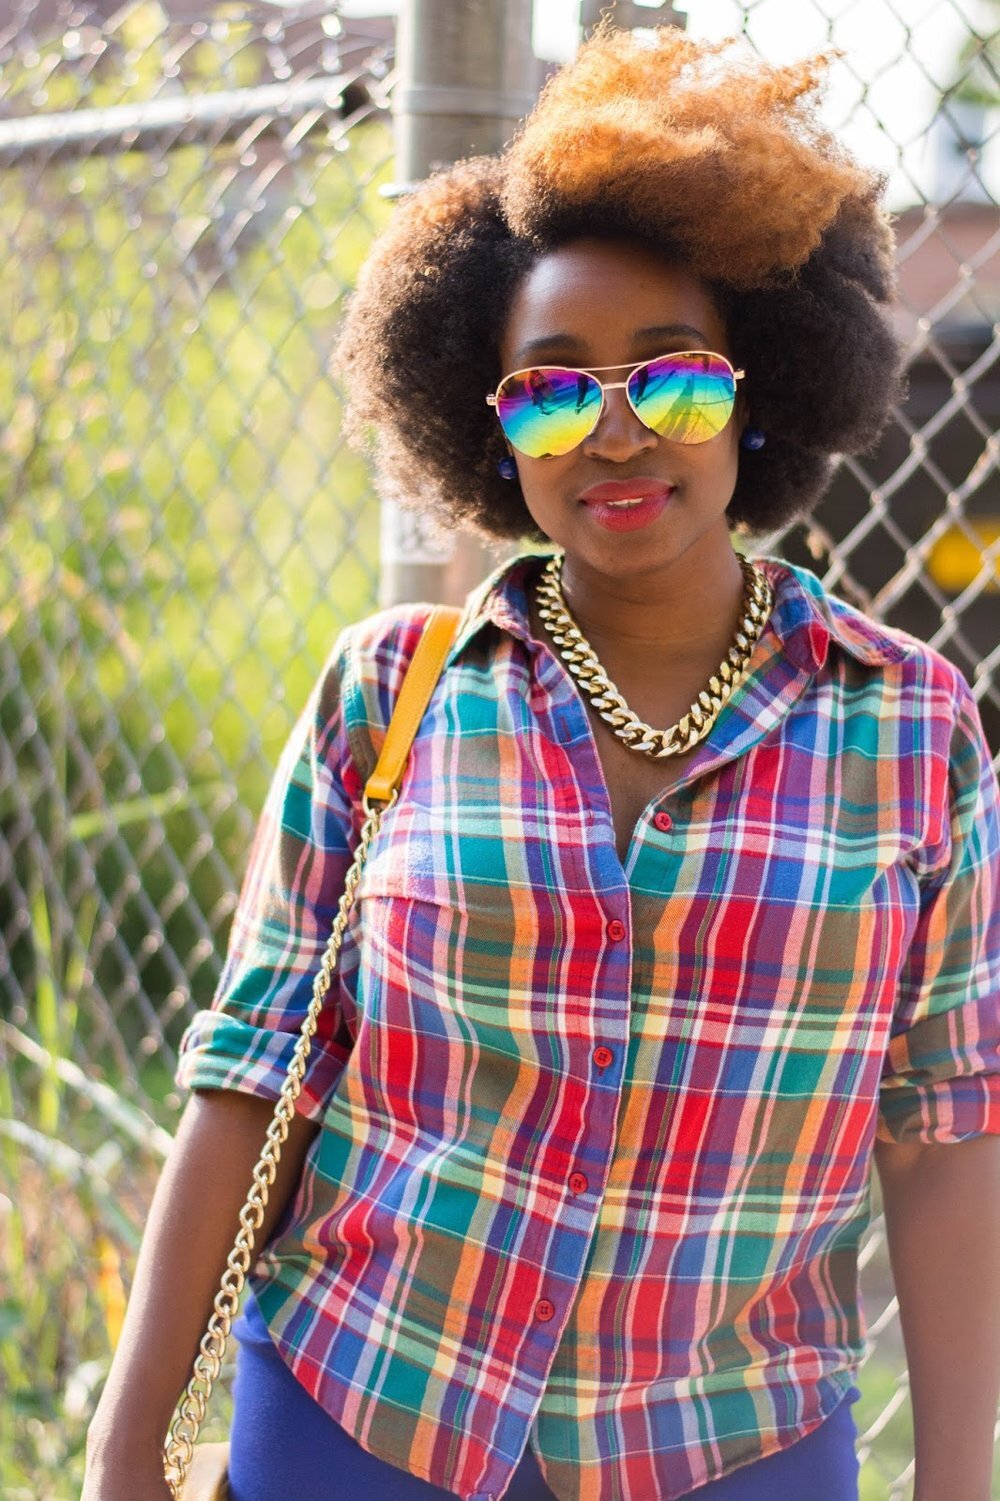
536,552,773,759
161,788,395,1499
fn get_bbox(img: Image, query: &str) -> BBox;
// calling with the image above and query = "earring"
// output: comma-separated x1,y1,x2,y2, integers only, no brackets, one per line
740,427,766,451
497,455,518,480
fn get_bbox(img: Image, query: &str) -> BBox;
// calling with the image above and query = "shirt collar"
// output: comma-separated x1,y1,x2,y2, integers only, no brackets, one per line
448,549,911,674
758,558,911,671
446,549,551,662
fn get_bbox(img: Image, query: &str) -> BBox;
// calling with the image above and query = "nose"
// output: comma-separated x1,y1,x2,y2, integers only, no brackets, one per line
581,383,658,463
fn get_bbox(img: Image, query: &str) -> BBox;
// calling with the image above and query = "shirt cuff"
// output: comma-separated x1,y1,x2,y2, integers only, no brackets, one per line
876,1072,1000,1145
174,1008,346,1123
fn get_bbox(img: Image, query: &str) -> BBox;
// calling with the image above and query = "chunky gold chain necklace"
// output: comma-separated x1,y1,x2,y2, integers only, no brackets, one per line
536,551,774,760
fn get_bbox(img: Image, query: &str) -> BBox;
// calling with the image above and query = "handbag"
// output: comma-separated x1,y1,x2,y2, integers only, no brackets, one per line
161,605,463,1501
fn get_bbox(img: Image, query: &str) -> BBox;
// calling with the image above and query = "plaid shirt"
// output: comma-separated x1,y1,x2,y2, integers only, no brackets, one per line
177,552,1000,1501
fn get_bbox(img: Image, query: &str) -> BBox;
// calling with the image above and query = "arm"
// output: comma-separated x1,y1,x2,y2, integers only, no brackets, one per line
82,1089,319,1500
83,638,366,1499
873,676,1000,1499
874,1132,1000,1501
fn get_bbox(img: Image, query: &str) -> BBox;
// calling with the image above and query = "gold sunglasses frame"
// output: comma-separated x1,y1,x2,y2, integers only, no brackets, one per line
485,350,746,452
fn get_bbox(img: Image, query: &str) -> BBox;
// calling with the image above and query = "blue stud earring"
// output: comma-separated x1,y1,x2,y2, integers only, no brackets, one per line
740,427,766,451
497,454,518,480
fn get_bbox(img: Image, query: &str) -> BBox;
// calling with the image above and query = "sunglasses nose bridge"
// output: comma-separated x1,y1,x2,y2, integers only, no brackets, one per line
594,373,648,428
583,374,658,455
599,377,630,413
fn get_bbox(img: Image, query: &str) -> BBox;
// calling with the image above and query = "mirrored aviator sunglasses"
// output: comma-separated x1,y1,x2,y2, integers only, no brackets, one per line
486,350,745,459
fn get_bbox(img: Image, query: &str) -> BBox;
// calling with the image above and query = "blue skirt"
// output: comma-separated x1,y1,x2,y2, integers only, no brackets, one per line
228,1287,861,1501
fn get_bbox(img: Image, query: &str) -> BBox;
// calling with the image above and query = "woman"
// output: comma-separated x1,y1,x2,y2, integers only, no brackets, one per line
83,24,1000,1501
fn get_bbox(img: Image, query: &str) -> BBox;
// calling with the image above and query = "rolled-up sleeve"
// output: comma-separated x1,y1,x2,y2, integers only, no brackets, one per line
877,684,1000,1145
174,631,360,1122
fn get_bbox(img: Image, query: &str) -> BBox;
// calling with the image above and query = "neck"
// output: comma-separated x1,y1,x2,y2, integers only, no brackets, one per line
557,536,747,670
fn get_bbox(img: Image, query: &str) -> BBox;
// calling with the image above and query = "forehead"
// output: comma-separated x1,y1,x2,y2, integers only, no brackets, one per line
501,238,728,365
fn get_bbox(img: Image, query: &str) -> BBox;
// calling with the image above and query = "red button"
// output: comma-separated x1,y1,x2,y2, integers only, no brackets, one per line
593,1045,614,1069
654,811,673,832
569,1172,589,1195
535,1299,555,1322
607,919,626,941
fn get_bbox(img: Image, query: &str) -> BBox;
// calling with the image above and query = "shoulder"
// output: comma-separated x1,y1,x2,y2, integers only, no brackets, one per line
313,601,442,730
338,602,444,680
763,558,993,819
765,556,977,710
311,603,453,786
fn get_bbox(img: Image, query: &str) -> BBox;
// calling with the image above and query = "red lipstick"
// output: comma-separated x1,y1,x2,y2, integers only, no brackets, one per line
577,478,674,533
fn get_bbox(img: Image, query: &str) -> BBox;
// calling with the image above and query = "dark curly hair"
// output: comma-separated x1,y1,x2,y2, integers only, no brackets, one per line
335,24,903,540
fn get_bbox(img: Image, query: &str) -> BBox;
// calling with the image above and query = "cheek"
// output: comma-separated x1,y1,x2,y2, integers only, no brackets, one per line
514,455,569,502
690,426,741,486
721,443,741,502
513,459,576,539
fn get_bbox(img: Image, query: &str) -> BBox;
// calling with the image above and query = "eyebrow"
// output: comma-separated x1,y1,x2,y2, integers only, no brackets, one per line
511,324,711,364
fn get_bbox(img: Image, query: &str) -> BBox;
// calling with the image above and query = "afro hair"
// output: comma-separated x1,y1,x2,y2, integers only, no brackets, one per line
336,23,903,541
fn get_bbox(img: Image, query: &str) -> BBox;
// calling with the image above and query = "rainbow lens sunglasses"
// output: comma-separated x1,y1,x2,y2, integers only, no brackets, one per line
486,350,745,459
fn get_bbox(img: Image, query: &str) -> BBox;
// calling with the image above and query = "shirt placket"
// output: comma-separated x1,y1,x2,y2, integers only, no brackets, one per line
471,648,636,1501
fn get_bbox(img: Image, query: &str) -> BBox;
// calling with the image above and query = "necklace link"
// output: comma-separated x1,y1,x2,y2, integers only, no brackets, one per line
536,553,774,760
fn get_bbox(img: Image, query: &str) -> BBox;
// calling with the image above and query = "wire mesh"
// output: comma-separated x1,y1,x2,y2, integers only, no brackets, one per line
1,3,997,1498
695,7,1000,1489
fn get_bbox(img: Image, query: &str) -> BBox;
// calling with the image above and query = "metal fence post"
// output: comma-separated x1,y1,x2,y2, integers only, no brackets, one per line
381,0,538,608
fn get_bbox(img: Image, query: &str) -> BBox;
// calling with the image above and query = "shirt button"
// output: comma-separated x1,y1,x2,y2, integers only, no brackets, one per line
535,1299,555,1322
569,1172,589,1195
593,1045,614,1069
653,811,673,832
607,919,626,941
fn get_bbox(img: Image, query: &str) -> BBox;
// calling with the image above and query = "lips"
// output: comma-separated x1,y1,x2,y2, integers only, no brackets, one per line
579,479,672,504
578,478,674,532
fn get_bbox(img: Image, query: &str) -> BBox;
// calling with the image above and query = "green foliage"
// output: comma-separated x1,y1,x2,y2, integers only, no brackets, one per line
0,108,393,1058
0,1073,175,1500
1,19,395,1488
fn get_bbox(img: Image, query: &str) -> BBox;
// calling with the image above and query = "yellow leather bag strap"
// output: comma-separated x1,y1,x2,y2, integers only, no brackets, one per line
364,605,463,806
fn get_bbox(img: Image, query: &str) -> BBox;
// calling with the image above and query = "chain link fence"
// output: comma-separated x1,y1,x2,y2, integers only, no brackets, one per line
1,2,997,1498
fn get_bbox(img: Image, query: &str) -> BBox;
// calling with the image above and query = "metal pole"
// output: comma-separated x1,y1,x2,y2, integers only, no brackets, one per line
381,0,537,608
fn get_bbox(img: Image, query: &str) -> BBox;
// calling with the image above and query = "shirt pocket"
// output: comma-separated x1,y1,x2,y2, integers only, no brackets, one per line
635,813,920,1191
348,809,528,1112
